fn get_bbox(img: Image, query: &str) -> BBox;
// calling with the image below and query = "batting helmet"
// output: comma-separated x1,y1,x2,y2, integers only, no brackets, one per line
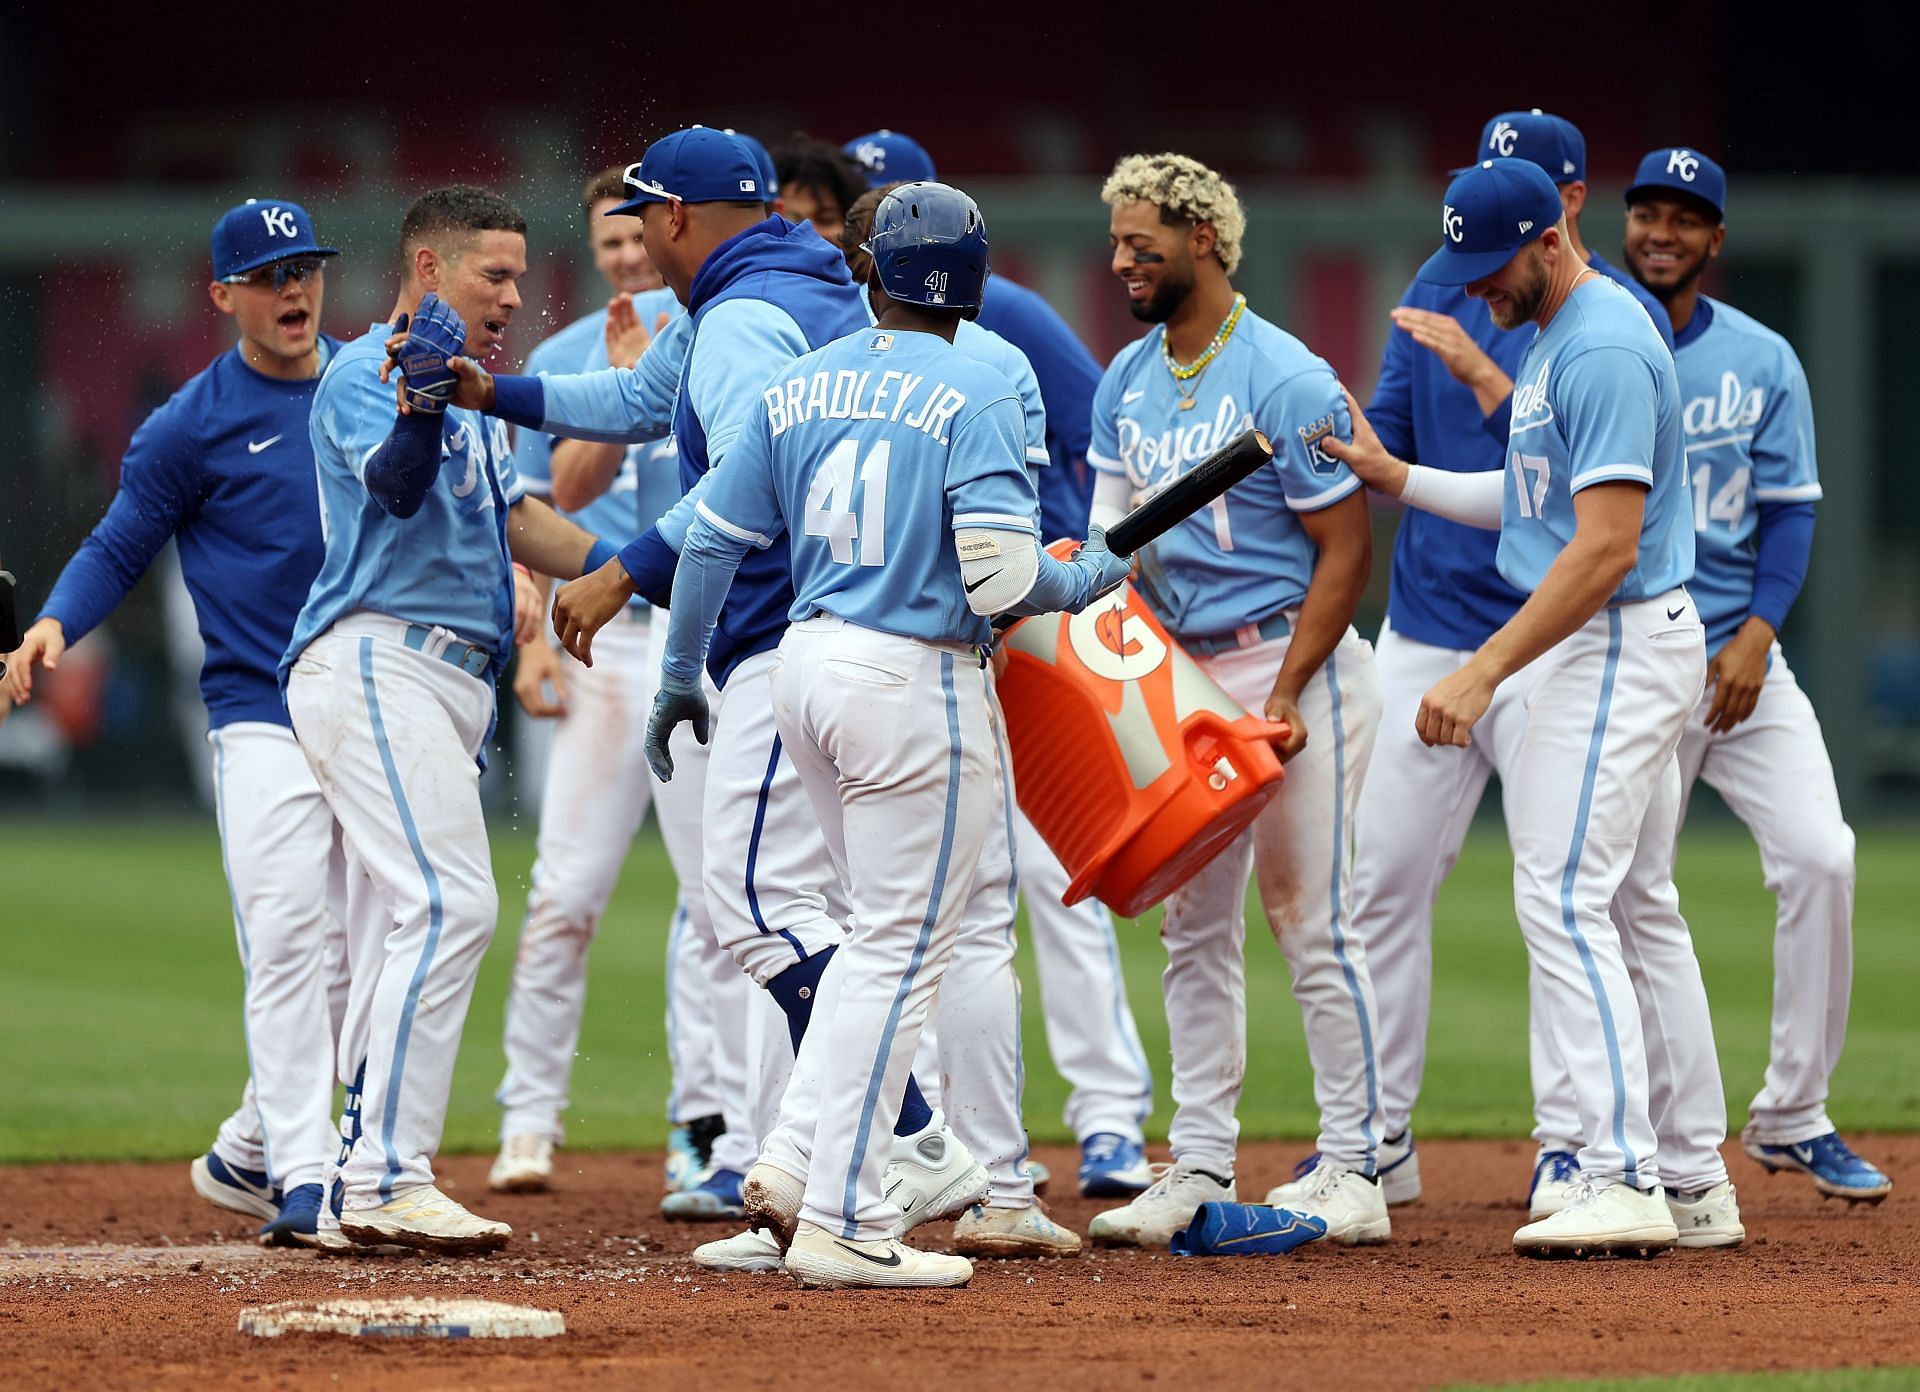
862,181,989,312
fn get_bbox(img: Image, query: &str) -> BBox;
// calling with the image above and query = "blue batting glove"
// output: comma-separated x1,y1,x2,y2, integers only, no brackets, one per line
395,293,467,413
1072,524,1133,602
644,673,710,782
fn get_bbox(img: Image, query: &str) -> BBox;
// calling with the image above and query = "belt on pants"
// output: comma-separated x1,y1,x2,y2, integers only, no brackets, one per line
402,623,494,678
1178,609,1294,657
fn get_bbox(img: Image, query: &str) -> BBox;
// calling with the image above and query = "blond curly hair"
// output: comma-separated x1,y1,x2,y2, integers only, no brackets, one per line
1100,153,1246,275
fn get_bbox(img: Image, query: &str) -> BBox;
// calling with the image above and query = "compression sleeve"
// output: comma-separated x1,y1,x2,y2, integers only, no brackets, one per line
958,528,1041,615
1399,464,1504,529
1748,500,1816,634
1089,469,1130,530
660,511,755,686
363,408,448,518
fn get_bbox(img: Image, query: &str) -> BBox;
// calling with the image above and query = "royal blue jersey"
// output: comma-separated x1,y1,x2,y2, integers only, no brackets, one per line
39,338,341,729
697,327,1039,647
1497,278,1693,600
975,275,1102,542
1673,297,1821,653
512,290,685,587
1588,250,1675,354
285,325,524,683
1089,306,1361,640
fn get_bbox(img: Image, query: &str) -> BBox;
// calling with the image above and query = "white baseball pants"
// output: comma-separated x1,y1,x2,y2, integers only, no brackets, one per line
1158,625,1383,1176
1505,593,1727,1192
758,618,993,1241
205,722,348,1193
287,617,500,1205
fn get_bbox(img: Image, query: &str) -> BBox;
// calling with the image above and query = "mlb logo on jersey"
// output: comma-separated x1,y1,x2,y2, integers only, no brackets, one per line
1296,415,1341,476
870,332,895,352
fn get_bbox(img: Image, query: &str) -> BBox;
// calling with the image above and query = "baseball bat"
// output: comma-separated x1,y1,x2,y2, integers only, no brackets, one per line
1104,426,1273,555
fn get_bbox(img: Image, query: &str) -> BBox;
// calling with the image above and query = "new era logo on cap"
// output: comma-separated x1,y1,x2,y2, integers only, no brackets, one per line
1416,158,1563,287
608,127,767,215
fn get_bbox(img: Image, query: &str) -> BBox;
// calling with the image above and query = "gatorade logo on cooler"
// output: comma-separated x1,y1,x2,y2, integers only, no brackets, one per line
1068,599,1168,683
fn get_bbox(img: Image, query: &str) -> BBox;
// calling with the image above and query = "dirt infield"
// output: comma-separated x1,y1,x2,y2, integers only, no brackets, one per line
5,1137,1914,1391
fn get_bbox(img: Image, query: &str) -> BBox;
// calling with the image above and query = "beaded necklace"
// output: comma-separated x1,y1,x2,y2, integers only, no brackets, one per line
1162,292,1247,410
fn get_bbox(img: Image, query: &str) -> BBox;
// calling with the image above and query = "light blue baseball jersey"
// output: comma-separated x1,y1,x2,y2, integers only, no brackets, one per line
283,325,525,683
1673,296,1820,652
695,327,1040,647
1497,277,1694,600
1088,308,1361,639
511,288,685,545
528,306,693,447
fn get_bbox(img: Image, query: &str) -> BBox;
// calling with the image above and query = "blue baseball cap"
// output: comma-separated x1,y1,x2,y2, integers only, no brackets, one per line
1417,158,1565,286
725,129,779,202
1455,109,1586,184
608,127,766,215
210,198,337,280
843,130,937,188
1626,146,1726,222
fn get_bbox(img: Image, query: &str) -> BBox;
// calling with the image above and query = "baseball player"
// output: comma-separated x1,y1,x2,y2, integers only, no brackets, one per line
641,180,1131,1287
7,200,348,1248
1328,157,1741,1257
1609,148,1887,1203
457,130,987,1223
844,130,1156,1194
286,186,618,1253
487,165,754,1202
1083,154,1386,1249
771,133,867,249
1324,110,1677,1222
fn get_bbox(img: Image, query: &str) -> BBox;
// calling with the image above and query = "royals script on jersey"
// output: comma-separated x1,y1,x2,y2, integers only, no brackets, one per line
1088,308,1361,639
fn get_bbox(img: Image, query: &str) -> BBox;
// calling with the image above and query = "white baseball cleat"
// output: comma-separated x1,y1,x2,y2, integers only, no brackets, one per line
339,1185,511,1256
1265,1133,1420,1209
1528,1148,1583,1220
784,1220,972,1289
1088,1162,1236,1247
1513,1177,1677,1259
741,1161,807,1249
952,1203,1083,1258
489,1134,554,1193
190,1152,279,1222
1666,1180,1746,1248
1270,1158,1391,1245
692,1228,786,1273
890,1111,990,1231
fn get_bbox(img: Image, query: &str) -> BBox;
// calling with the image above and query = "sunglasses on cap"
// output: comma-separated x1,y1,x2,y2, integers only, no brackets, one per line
221,257,328,290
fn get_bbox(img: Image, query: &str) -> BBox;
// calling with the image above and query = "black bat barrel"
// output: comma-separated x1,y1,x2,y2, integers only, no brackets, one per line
1105,427,1273,555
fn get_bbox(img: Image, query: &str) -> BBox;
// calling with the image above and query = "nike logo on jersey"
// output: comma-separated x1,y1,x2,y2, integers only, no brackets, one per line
1122,389,1147,404
247,435,284,453
963,570,1002,593
1667,605,1686,621
833,1239,904,1268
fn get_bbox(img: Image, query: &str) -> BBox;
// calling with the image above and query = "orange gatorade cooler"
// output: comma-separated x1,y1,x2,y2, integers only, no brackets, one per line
996,562,1290,918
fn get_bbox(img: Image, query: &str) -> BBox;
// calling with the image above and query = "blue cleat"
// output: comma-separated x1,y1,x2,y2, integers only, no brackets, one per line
665,1113,725,1194
259,1183,324,1247
1742,1130,1892,1204
190,1152,280,1222
1169,1202,1328,1256
661,1166,746,1221
1079,1132,1153,1198
1528,1149,1582,1221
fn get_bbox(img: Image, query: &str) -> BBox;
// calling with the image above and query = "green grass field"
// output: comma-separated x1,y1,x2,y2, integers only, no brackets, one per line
4,817,1917,1163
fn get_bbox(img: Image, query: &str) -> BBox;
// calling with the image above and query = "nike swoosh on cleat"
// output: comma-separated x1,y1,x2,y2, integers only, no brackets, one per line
963,570,1001,593
833,1240,903,1268
248,435,284,453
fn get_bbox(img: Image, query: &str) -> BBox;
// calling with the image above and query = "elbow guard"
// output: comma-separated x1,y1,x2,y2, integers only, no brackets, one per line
957,528,1039,616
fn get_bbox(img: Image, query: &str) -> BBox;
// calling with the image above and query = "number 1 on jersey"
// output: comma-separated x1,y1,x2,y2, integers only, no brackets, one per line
1511,451,1550,519
804,439,891,567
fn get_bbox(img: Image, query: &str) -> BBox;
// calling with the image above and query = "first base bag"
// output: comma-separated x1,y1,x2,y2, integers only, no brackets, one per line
996,562,1290,918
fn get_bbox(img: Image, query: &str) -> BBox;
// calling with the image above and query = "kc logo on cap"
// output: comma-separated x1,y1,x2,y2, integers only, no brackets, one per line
1489,121,1518,156
1625,146,1727,222
1667,149,1701,181
1416,158,1563,287
1443,205,1464,242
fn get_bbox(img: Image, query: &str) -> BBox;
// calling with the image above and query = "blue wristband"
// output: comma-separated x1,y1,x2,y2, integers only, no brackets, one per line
584,537,618,576
490,374,547,430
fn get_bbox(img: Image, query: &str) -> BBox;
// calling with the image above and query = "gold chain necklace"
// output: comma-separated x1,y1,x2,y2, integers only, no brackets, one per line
1163,293,1247,410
